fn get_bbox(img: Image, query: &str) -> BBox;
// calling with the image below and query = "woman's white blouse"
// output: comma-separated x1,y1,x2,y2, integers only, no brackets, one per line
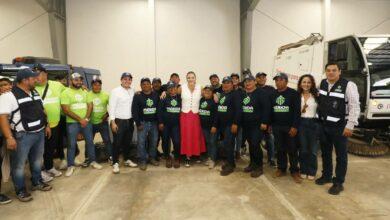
181,84,201,113
301,95,318,118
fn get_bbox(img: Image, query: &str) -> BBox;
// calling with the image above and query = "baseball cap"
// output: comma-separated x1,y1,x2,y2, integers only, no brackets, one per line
166,81,177,89
256,72,267,77
203,85,213,90
243,74,256,82
16,68,38,82
152,77,161,83
71,72,83,79
91,75,102,84
34,63,47,72
222,76,232,83
121,72,133,79
273,72,288,81
141,77,151,84
230,73,240,78
209,74,219,80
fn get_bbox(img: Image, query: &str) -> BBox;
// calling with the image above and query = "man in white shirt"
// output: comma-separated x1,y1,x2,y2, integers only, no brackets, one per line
109,72,138,174
316,62,360,195
0,69,52,202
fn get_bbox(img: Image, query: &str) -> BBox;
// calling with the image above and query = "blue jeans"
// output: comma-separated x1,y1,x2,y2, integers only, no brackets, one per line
202,127,217,161
67,123,96,166
11,130,44,193
137,121,158,163
93,122,113,157
263,132,275,162
162,124,180,158
298,118,320,176
319,124,348,184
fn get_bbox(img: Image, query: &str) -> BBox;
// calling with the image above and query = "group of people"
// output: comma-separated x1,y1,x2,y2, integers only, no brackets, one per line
0,61,359,205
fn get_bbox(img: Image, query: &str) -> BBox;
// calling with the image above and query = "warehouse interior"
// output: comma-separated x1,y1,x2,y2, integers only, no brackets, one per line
1,0,390,219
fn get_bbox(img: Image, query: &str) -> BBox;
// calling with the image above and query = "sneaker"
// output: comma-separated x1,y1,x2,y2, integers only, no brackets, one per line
124,159,138,168
307,175,315,180
149,159,159,166
273,169,287,178
41,171,54,183
0,194,12,205
291,173,303,184
82,158,90,168
74,158,83,167
220,165,234,176
250,167,263,178
208,160,216,169
328,183,344,195
300,174,307,179
243,165,254,173
204,158,210,166
112,163,120,174
32,181,52,191
139,163,147,171
65,166,75,177
59,159,67,170
47,168,62,177
173,158,180,169
184,159,190,168
90,161,103,170
315,176,332,185
166,157,173,168
16,190,33,202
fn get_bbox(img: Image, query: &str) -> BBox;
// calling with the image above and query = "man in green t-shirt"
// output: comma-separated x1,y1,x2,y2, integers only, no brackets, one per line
87,76,112,161
60,73,102,177
35,64,65,180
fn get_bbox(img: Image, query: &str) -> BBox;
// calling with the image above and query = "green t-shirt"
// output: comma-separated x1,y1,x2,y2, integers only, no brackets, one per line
60,87,89,123
35,80,66,128
87,91,109,124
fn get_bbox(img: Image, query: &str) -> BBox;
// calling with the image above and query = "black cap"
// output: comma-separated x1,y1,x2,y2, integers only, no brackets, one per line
244,74,255,82
152,77,161,83
273,72,288,81
91,75,102,84
16,68,38,82
203,85,213,90
34,63,47,72
230,73,240,78
141,77,151,84
71,72,83,79
170,73,179,78
121,72,133,79
209,74,219,80
222,76,232,83
166,81,177,89
256,72,267,77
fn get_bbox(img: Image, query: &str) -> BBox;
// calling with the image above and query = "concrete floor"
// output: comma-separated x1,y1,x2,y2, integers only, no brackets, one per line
1,150,390,220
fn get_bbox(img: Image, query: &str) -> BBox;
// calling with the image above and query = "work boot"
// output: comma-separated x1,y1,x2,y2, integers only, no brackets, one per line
166,156,173,168
291,173,302,184
173,158,180,169
243,165,254,173
220,164,234,176
315,176,333,185
273,169,287,178
250,167,263,178
328,183,344,195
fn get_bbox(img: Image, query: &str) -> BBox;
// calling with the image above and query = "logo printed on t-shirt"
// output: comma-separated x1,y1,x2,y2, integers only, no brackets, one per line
93,98,101,105
219,96,226,105
243,96,250,105
146,98,154,107
201,101,208,109
75,94,84,102
276,95,285,105
170,99,177,107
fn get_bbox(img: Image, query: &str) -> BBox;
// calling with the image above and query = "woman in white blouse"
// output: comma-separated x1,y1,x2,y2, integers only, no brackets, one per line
297,74,319,180
180,71,206,167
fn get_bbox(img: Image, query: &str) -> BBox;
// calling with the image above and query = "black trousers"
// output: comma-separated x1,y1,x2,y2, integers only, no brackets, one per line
221,126,236,167
112,119,135,164
272,125,299,173
44,126,60,170
0,138,3,191
243,125,264,168
55,115,67,159
162,125,180,158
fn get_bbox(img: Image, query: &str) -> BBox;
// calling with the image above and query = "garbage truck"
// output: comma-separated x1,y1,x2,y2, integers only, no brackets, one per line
273,34,390,156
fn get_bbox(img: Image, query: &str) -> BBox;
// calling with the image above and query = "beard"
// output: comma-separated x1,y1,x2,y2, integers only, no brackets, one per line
72,83,82,89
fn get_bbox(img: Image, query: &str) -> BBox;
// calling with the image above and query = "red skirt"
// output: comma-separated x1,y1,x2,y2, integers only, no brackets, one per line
180,111,206,156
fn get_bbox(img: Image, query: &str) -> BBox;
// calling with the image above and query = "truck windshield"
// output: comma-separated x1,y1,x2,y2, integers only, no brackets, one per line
359,37,390,97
